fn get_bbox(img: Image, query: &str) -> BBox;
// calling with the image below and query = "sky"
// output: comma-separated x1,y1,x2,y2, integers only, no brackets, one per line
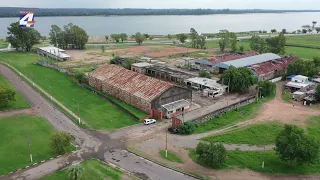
0,0,319,10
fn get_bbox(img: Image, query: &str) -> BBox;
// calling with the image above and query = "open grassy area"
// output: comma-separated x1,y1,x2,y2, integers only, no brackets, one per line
285,46,320,60
42,159,129,180
0,115,65,175
194,94,274,134
286,34,320,46
0,52,139,130
0,40,8,49
0,74,30,111
202,123,283,145
159,150,184,163
189,149,320,174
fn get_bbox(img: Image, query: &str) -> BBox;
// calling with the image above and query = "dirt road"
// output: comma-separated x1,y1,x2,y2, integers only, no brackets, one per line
0,64,196,180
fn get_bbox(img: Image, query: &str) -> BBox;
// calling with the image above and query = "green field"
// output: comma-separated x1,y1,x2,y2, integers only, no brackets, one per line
202,123,284,145
0,52,139,130
0,74,30,111
159,150,184,163
189,149,320,174
194,94,274,134
0,115,64,175
42,159,129,180
0,40,8,49
286,35,320,46
285,46,320,59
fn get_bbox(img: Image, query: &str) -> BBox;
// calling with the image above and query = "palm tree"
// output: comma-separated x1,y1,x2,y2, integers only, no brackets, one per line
67,165,84,180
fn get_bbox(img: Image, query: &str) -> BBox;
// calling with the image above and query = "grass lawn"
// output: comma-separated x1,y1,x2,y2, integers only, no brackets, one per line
42,159,129,180
202,123,284,145
286,34,320,46
306,116,320,142
282,89,292,103
0,52,139,130
0,74,30,111
285,46,320,59
0,115,68,175
0,40,8,49
194,94,274,134
159,150,184,163
189,149,320,174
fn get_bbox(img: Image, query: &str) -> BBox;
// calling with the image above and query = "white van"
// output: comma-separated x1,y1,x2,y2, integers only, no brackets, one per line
144,119,156,125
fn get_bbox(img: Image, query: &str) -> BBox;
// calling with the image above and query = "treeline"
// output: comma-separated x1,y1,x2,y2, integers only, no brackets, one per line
1,7,320,17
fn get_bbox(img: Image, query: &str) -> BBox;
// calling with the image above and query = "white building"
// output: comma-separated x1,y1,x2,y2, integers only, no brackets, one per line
285,75,313,91
184,77,228,96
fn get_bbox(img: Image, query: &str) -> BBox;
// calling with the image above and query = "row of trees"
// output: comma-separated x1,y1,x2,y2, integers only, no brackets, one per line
287,57,320,77
49,23,89,50
109,33,128,42
218,30,238,52
249,33,286,54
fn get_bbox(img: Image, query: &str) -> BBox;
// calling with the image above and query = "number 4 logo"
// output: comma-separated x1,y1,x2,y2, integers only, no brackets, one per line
20,11,35,28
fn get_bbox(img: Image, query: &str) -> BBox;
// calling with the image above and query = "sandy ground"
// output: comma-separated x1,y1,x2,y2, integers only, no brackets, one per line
130,82,320,180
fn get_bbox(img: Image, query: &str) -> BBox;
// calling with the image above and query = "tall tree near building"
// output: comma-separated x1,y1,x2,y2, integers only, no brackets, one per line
266,33,286,55
190,28,199,48
287,59,318,77
275,125,319,167
0,85,15,107
6,22,41,51
221,67,256,92
134,32,145,45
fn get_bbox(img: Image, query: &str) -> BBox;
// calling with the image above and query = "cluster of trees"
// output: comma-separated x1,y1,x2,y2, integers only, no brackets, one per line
258,80,275,97
129,32,147,45
179,122,196,135
6,22,41,51
49,23,88,50
275,125,319,167
218,30,237,52
0,85,16,107
49,131,73,155
109,33,128,42
176,34,188,43
110,56,135,70
195,142,227,168
249,33,286,54
287,57,320,77
190,28,206,49
220,67,256,92
199,70,212,78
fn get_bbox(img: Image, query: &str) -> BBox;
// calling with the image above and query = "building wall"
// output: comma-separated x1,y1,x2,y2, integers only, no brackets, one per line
88,76,103,90
151,86,192,109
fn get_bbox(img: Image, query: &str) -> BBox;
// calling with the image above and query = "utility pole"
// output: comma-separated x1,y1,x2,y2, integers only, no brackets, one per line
73,99,81,124
262,133,266,168
228,78,231,93
165,130,168,158
27,134,33,162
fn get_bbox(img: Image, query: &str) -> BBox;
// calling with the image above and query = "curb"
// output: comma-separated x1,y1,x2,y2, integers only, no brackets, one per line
126,149,202,180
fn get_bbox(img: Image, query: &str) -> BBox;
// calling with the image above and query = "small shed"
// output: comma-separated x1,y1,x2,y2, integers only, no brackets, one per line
292,91,306,101
131,62,154,74
161,99,190,118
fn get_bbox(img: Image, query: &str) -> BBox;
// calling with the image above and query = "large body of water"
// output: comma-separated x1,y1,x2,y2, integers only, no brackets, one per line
0,12,319,38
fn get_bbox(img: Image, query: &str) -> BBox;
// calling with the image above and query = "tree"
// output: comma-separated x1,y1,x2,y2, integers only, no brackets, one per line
198,35,206,49
111,34,120,42
315,84,320,101
179,122,196,134
176,33,188,43
143,34,150,39
75,72,87,84
302,29,308,34
123,59,135,70
258,81,275,97
271,29,277,33
218,30,230,52
266,33,286,55
308,28,313,33
68,165,84,180
199,70,211,78
312,21,317,30
41,36,47,42
313,57,320,67
249,35,267,54
275,125,320,167
229,32,237,53
119,33,128,42
195,142,227,168
239,45,245,52
282,29,287,34
0,85,15,107
190,28,199,48
316,27,320,33
6,22,41,51
287,60,319,77
220,67,256,92
134,32,145,45
167,34,172,40
105,35,109,42
297,29,302,34
49,131,73,155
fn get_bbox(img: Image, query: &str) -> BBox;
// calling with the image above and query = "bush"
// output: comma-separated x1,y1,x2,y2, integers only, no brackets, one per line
196,142,227,168
179,122,196,134
0,85,16,107
49,131,73,155
199,70,211,78
75,72,87,84
258,80,275,97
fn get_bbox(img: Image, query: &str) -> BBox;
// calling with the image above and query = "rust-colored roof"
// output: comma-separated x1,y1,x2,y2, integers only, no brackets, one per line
208,51,259,65
89,64,174,102
249,56,299,75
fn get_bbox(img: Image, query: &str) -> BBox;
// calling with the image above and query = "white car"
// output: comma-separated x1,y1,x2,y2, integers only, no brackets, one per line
144,119,156,125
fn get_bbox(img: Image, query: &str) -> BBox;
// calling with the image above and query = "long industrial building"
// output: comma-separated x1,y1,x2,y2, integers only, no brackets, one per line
88,65,192,114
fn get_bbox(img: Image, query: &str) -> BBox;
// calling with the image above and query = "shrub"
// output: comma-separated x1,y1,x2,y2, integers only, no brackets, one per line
0,85,16,107
50,131,73,155
199,70,211,78
179,122,196,134
196,142,227,168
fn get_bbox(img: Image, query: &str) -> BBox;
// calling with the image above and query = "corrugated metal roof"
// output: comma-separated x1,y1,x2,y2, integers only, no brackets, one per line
216,53,281,69
89,65,174,102
249,56,298,75
195,59,212,66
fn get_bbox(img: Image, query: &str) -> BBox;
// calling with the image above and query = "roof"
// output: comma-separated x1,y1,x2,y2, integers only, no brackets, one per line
293,75,308,80
89,64,174,102
285,81,311,88
249,56,299,75
208,51,259,65
132,62,153,68
287,75,297,79
162,99,190,111
293,91,306,95
185,77,228,90
195,59,213,66
38,46,71,59
216,53,281,69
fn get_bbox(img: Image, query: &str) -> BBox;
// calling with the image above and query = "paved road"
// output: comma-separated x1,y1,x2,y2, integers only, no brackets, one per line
0,64,196,180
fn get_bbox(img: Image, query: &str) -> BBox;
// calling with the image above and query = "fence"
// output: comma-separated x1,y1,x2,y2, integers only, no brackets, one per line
192,96,257,124
38,60,74,76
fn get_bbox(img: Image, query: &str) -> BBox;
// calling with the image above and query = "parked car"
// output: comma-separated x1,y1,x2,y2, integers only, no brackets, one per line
144,119,156,125
168,127,179,134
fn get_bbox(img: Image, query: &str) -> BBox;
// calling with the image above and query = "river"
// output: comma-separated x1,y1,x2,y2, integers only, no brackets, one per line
0,12,319,38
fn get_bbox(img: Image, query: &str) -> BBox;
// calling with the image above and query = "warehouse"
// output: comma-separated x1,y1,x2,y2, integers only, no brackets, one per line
88,65,192,113
145,66,194,85
215,53,281,73
37,46,71,61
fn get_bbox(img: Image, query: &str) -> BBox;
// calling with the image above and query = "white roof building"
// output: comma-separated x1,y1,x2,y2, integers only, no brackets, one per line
185,77,228,91
37,46,71,61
